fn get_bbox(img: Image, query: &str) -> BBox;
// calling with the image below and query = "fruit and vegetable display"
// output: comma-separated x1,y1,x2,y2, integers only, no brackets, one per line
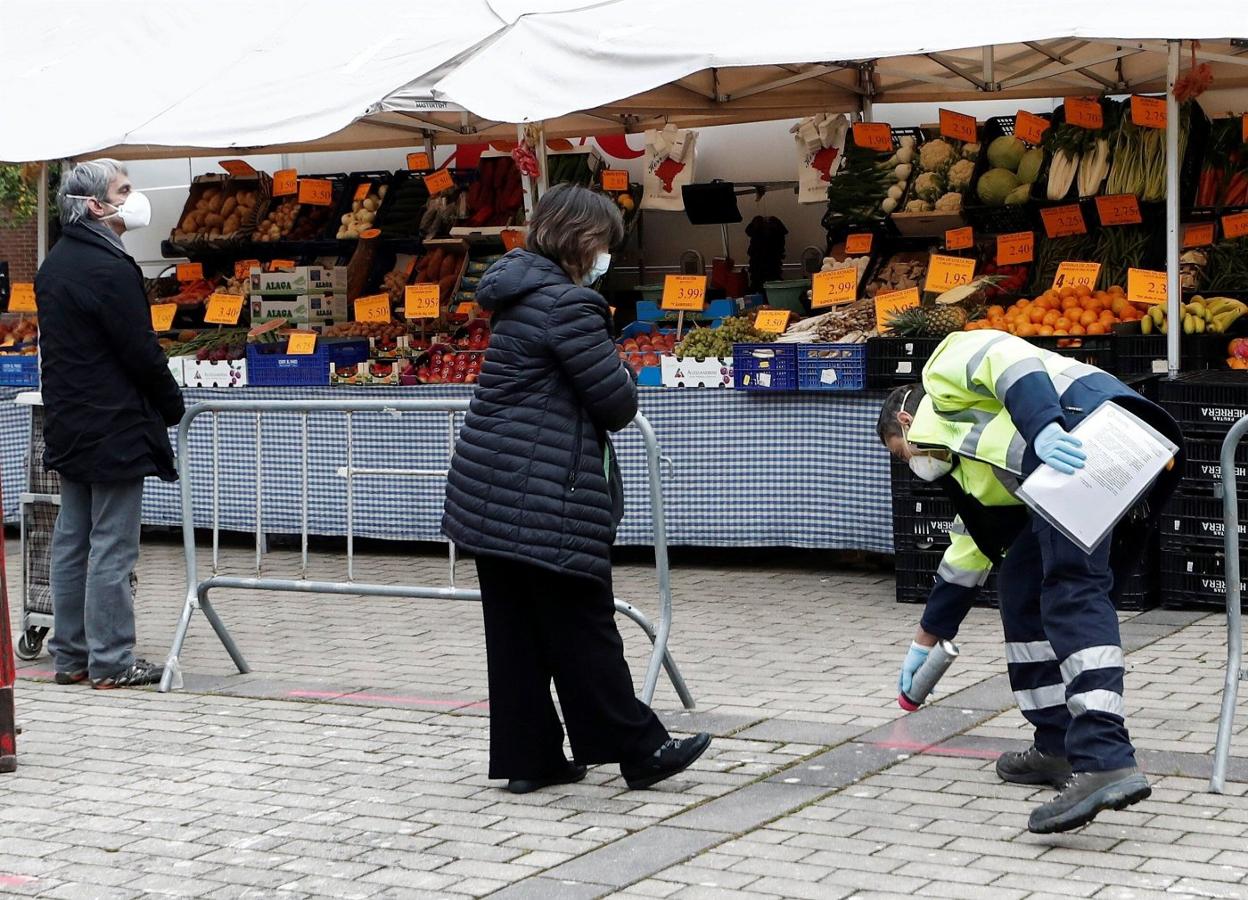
1041,103,1118,201
1138,296,1246,336
323,321,408,340
775,301,876,344
285,194,339,241
407,344,484,385
465,157,525,227
377,176,431,237
976,134,1043,207
414,244,467,306
1227,337,1248,370
902,137,979,214
674,316,776,358
546,152,596,187
338,184,387,238
1105,103,1192,202
163,278,218,307
1195,117,1248,207
161,327,250,362
883,301,970,338
173,183,262,243
822,131,916,226
865,253,928,298
0,316,38,353
254,198,299,242
962,283,1144,337
617,328,677,376
1202,237,1248,292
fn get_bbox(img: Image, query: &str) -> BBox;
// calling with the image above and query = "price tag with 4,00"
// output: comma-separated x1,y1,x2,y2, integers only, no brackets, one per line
924,254,977,293
204,293,244,325
354,294,392,323
404,284,441,319
874,287,921,334
662,275,707,310
150,303,177,332
1127,268,1168,306
8,282,36,313
812,268,859,308
1052,261,1102,291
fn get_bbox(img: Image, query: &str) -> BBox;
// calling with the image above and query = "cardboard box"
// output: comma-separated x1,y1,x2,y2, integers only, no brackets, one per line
184,358,247,388
250,266,336,296
330,359,401,386
167,356,186,387
250,294,346,325
661,355,733,388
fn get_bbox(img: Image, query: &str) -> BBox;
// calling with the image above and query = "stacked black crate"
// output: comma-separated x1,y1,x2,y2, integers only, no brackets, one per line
1157,371,1248,609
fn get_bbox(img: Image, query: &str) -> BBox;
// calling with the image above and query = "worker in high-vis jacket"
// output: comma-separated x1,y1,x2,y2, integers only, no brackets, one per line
878,330,1183,834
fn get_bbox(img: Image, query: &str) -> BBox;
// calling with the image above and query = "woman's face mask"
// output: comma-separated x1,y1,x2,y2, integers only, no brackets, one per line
583,251,611,286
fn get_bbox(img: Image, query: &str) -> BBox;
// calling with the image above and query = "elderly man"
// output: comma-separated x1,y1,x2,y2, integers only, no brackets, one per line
36,159,184,689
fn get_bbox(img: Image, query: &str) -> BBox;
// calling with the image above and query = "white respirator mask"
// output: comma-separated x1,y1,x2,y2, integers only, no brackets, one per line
908,453,954,481
583,251,611,285
71,191,152,231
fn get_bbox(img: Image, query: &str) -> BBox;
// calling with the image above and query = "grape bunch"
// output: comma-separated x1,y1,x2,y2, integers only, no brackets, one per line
675,315,775,358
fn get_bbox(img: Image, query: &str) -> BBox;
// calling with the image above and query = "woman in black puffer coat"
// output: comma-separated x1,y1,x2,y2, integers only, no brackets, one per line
443,184,709,794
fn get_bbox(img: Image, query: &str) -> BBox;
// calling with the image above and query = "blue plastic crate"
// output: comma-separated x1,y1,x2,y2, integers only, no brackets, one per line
324,338,369,369
797,343,867,391
636,297,737,322
246,344,330,386
732,343,797,392
0,354,38,386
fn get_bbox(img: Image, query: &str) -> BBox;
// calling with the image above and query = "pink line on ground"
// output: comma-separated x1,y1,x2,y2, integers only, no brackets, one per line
20,670,53,679
871,739,1001,760
0,875,34,887
287,690,488,709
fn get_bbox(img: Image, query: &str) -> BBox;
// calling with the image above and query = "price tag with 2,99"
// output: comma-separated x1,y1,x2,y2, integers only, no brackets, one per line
924,254,977,293
812,267,859,308
661,274,707,311
204,293,245,325
1052,261,1102,291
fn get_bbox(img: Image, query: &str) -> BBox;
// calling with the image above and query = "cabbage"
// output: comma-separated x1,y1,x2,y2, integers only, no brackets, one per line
1005,184,1032,205
977,168,1021,206
1017,148,1044,185
987,136,1026,172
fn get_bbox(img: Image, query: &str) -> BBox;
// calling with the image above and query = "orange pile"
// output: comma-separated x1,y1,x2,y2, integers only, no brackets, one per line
965,284,1144,337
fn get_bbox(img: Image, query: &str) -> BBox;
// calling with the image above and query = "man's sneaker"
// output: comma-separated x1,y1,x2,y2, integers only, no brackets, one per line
621,733,711,790
1028,767,1151,834
996,745,1073,789
506,763,587,795
91,659,163,690
54,668,89,685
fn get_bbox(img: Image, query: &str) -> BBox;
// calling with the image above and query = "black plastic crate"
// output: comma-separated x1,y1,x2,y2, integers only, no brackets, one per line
1120,372,1161,401
1178,437,1248,498
1160,547,1246,610
1159,493,1248,550
866,336,943,389
892,495,958,544
1114,562,1159,612
894,544,998,606
1158,370,1248,436
890,457,944,497
1022,334,1115,369
1115,334,1169,376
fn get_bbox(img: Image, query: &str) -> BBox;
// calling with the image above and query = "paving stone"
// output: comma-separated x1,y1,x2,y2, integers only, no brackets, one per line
487,877,614,900
543,826,721,887
663,782,824,833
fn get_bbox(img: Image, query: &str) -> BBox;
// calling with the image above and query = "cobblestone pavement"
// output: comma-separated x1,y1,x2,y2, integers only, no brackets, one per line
3,534,1247,899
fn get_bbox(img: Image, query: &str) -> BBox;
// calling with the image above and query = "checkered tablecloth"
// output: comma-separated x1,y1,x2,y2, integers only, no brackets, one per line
1,386,893,553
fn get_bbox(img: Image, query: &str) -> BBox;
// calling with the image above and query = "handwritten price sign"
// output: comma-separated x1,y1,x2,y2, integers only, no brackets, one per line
273,168,298,196
404,284,441,319
602,170,630,191
1064,97,1104,130
852,123,893,152
1183,222,1215,248
406,152,432,170
354,294,392,323
424,169,455,196
286,332,317,355
1127,268,1167,306
924,254,977,293
1131,95,1167,129
812,268,859,308
176,262,203,282
874,288,921,334
945,226,974,251
150,303,177,332
661,275,707,311
995,231,1034,266
1040,204,1087,239
1222,211,1248,240
298,179,334,206
1015,110,1051,145
754,310,791,334
1052,261,1102,291
1096,194,1143,226
204,293,245,325
939,108,977,143
8,283,36,313
845,233,874,255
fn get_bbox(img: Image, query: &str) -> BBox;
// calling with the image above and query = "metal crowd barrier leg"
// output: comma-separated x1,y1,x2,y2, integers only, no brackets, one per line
1210,414,1248,793
158,398,695,710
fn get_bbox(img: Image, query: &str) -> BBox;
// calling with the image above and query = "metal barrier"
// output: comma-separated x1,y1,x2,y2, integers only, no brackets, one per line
158,398,695,710
1210,414,1248,793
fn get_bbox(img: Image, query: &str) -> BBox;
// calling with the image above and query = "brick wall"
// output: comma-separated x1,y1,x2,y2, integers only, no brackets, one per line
0,217,39,282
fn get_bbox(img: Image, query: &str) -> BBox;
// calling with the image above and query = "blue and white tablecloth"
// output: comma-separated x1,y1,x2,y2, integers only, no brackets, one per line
1,386,893,553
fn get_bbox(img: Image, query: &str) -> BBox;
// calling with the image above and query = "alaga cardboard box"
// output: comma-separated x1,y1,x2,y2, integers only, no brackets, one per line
251,294,346,325
250,266,336,296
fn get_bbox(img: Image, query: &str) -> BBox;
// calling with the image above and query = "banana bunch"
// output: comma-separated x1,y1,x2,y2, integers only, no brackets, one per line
1140,296,1247,335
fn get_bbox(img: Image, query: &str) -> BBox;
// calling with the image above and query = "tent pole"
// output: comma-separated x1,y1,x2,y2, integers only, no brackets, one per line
1165,40,1181,379
36,162,48,265
535,121,549,197
423,133,435,164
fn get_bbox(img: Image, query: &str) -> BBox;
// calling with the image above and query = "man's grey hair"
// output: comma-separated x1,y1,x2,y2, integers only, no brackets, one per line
58,158,128,225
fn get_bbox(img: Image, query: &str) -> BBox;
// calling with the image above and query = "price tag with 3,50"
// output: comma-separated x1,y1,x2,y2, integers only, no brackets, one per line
1096,193,1143,226
812,268,859,308
404,284,441,319
1127,268,1168,306
204,293,245,325
1131,95,1167,129
176,262,203,282
945,226,973,251
150,303,177,332
1183,222,1215,248
1015,110,1051,145
844,233,873,255
298,179,334,206
354,294,392,324
661,274,707,311
996,231,1034,266
939,108,977,144
874,287,921,334
8,282,36,313
273,168,298,196
1222,211,1248,240
1040,204,1087,239
406,152,432,170
924,254,977,293
424,169,455,196
1064,97,1104,130
1052,261,1102,291
754,310,791,334
286,332,317,355
602,169,630,192
852,123,893,152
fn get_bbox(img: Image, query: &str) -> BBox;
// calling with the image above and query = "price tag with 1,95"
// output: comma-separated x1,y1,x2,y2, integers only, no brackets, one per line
812,267,859,308
924,254,977,294
204,293,245,326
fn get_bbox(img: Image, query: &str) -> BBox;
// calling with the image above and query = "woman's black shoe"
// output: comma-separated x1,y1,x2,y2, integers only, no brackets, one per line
506,763,588,794
621,733,712,790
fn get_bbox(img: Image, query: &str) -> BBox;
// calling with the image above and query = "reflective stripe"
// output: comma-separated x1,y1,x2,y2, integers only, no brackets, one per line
1051,363,1100,398
1015,682,1067,711
950,519,969,536
1006,640,1058,665
1060,645,1124,683
1005,432,1027,475
994,357,1047,400
1068,689,1125,718
965,333,1011,393
991,465,1022,494
938,557,989,588
945,407,996,457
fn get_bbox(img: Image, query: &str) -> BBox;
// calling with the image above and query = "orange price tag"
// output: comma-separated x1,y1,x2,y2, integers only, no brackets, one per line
812,268,859,308
501,229,525,251
424,169,455,196
1131,95,1167,129
945,226,974,251
1052,261,1101,291
176,262,203,282
874,287,921,334
939,109,977,144
298,179,334,206
1096,194,1143,226
661,274,707,311
852,123,893,152
1127,268,1167,305
234,259,261,279
273,168,298,196
268,259,296,272
219,159,256,176
995,231,1034,266
150,303,177,332
1222,211,1248,240
204,293,244,325
924,254,977,293
406,152,432,170
354,294,392,323
754,310,791,334
602,169,630,192
455,302,478,317
1064,97,1104,130
404,284,441,319
1040,204,1087,239
353,182,372,202
9,282,36,313
286,332,317,355
1015,110,1051,145
845,233,874,255
1183,222,1215,248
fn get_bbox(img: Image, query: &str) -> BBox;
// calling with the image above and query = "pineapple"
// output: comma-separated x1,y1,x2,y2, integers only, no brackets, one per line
884,304,968,337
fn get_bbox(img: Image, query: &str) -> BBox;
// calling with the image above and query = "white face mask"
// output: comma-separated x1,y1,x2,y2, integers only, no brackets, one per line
71,191,151,231
583,251,611,285
909,454,954,482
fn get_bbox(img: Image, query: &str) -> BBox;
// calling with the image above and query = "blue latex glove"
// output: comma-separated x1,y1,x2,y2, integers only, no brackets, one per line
1034,422,1086,475
898,641,930,696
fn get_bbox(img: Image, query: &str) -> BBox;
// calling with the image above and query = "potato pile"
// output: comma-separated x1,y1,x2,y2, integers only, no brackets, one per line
254,198,299,242
173,184,260,242
338,185,387,239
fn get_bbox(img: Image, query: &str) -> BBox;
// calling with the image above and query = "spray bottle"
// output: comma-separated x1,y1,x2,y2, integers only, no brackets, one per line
898,640,960,711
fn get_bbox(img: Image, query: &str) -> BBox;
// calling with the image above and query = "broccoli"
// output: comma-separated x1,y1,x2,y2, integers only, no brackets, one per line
918,139,956,173
946,159,976,193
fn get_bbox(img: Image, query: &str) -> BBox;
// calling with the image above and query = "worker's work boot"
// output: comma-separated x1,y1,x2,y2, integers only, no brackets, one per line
1027,767,1151,834
995,745,1073,789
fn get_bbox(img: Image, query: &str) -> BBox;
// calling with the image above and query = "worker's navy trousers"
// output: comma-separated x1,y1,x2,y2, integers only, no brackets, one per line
997,514,1136,773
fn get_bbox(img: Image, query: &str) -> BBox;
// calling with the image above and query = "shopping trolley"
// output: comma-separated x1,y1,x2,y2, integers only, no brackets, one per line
13,393,56,661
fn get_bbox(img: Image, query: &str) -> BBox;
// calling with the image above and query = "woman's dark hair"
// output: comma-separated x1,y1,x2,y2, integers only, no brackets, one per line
527,183,624,283
877,383,925,444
